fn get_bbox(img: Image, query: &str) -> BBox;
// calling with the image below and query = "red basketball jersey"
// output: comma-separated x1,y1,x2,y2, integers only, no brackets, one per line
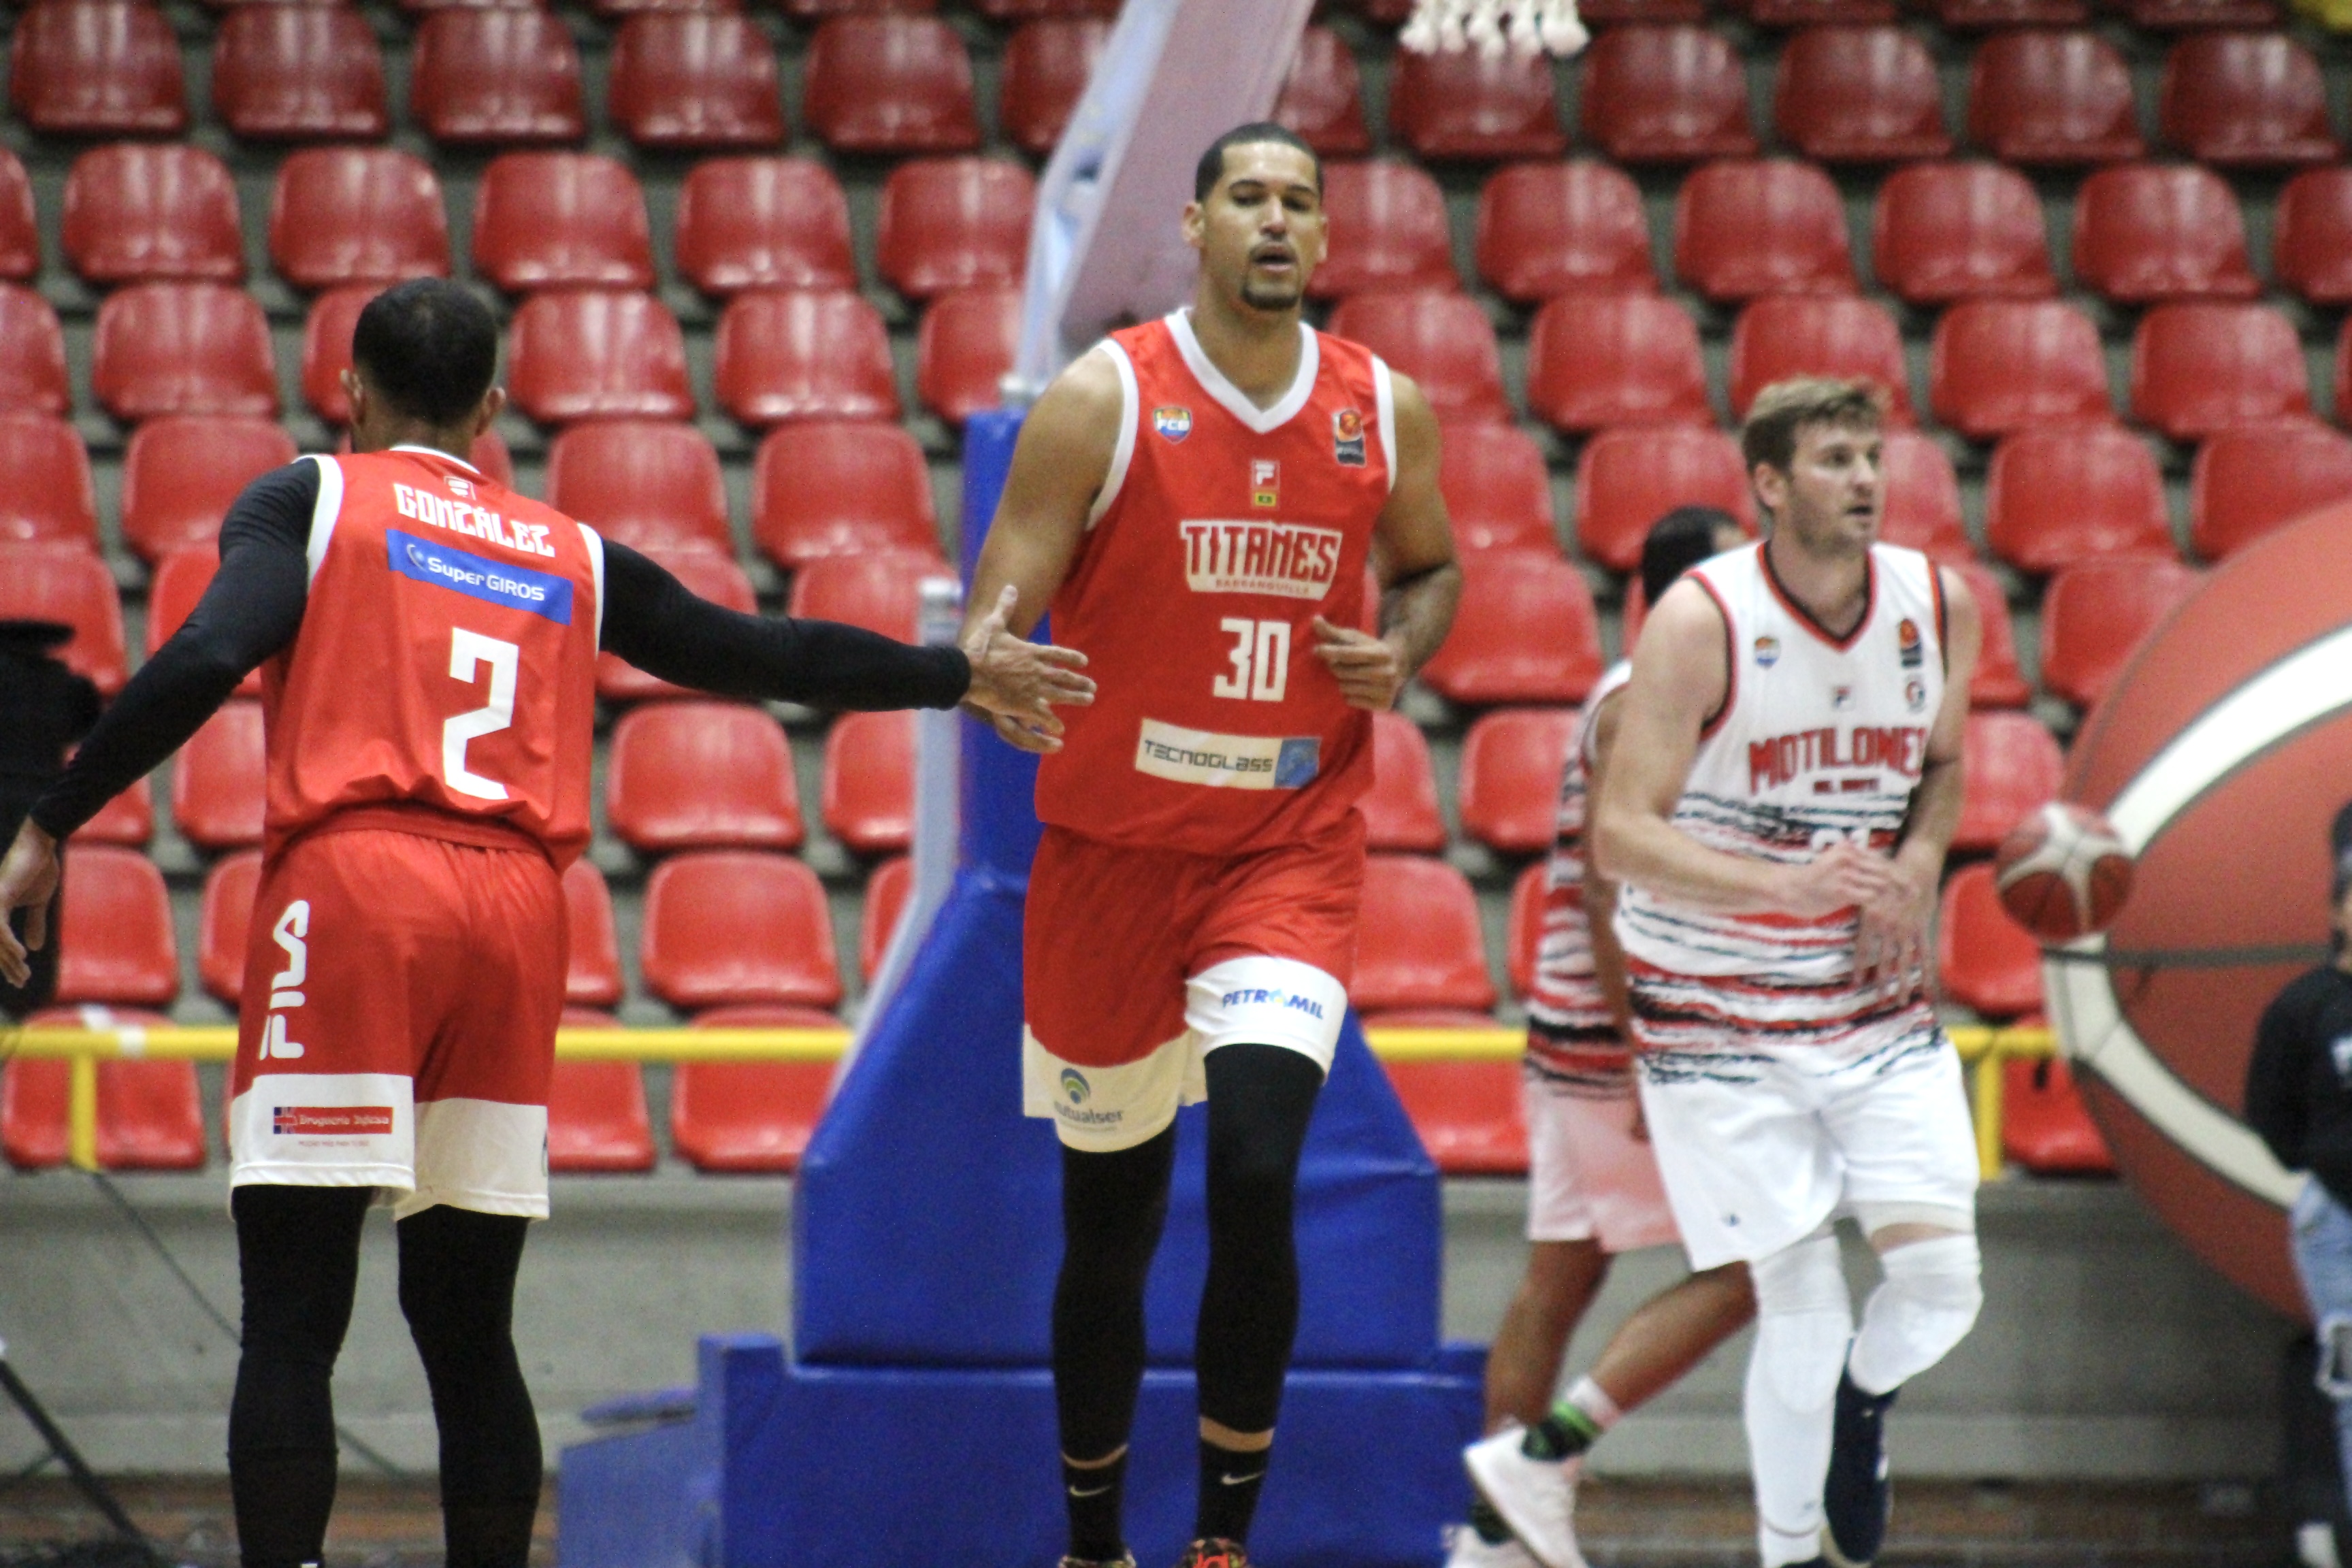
1036,312,1396,855
260,446,604,866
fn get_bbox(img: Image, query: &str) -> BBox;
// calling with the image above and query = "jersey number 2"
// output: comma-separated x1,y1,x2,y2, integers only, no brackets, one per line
444,629,519,800
1213,617,1290,703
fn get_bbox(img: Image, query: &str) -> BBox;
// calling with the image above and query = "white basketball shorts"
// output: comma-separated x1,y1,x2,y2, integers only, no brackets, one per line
1524,1073,1682,1253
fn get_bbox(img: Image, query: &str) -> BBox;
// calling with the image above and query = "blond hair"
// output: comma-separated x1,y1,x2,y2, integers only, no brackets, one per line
1740,378,1888,476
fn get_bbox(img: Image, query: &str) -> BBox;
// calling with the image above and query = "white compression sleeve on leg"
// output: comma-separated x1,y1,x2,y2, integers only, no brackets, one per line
1846,1233,1983,1396
1744,1228,1854,1568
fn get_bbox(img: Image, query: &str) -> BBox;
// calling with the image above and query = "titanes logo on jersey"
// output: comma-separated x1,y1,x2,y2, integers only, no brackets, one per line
1180,520,1342,600
1333,407,1366,467
392,481,555,559
1748,725,1928,792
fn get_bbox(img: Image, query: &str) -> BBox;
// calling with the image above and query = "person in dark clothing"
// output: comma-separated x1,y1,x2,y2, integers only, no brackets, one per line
2246,799,2352,1552
0,619,101,1019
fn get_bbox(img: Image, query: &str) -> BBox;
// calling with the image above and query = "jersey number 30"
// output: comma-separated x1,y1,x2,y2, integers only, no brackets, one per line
1213,617,1291,703
444,628,519,800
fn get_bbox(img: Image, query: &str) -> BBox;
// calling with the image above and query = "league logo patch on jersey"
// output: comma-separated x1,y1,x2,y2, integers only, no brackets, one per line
446,475,475,500
1898,617,1924,669
1333,407,1367,467
1905,676,1927,711
1832,684,1855,710
1251,459,1280,509
1754,636,1781,668
1154,405,1192,442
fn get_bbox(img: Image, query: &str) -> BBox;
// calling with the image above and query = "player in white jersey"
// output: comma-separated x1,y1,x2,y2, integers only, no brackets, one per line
1452,510,1754,1568
1475,380,1984,1568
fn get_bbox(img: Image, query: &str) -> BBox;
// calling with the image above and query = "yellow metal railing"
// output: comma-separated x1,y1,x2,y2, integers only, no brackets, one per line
10,1022,2056,1180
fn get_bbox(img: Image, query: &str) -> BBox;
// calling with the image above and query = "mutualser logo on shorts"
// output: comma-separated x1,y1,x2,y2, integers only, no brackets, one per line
1061,1068,1090,1105
1179,520,1342,600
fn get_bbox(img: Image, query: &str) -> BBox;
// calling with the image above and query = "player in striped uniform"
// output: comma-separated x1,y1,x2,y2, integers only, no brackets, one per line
1471,380,1984,1568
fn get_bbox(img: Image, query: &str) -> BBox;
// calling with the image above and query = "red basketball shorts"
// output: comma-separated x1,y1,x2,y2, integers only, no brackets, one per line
1022,812,1364,1151
226,818,566,1219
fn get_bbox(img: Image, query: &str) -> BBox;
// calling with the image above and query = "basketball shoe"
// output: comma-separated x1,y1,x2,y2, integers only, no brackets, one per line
1173,1539,1249,1568
1463,1428,1590,1568
1443,1521,1540,1567
1823,1372,1897,1567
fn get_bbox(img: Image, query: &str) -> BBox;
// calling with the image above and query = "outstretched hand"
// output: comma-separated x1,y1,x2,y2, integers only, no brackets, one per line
1309,617,1408,711
0,821,61,991
960,584,1095,753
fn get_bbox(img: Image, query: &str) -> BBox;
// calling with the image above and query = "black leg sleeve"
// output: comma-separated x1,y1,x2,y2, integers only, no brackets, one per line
1195,1044,1324,1436
396,1205,541,1568
1052,1124,1177,1462
229,1184,371,1568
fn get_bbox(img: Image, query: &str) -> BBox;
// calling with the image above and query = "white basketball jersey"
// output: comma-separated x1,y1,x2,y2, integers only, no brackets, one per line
1525,659,1632,1092
1616,542,1946,987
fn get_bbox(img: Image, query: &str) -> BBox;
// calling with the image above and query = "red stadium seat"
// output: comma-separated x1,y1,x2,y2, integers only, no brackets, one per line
1947,560,2029,707
1984,423,2170,574
2072,164,2259,305
1506,859,1546,998
171,700,265,852
4,1009,201,1171
2002,1057,2114,1175
148,548,259,698
0,546,127,696
597,548,757,702
301,287,372,424
1389,41,1567,160
2129,301,2310,443
2191,421,2352,561
1475,160,1654,302
269,149,450,292
55,847,177,1007
0,154,32,283
608,702,803,854
1438,423,1558,555
1460,706,1574,857
1578,25,1759,163
211,4,387,141
1363,711,1447,853
802,16,981,154
1356,855,1496,1011
715,289,900,427
877,158,1033,301
642,851,844,1010
1775,25,1953,163
778,0,943,13
2158,32,2335,169
559,860,623,1009
1002,19,1111,156
917,286,1019,426
2280,169,2352,306
2123,0,2279,27
1273,25,1370,155
63,145,242,287
672,1004,842,1173
860,855,911,981
675,158,855,297
93,283,278,422
0,416,97,550
1418,549,1603,705
1526,293,1710,434
10,0,187,136
0,289,70,418
546,1058,655,1173
785,551,944,642
544,420,732,557
507,291,693,425
410,10,586,145
1673,159,1856,301
1927,299,2109,440
753,421,942,570
121,416,295,564
1871,161,2055,304
1580,0,1710,19
1727,295,1914,423
1325,291,1510,425
823,710,915,856
1382,1058,1526,1175
2038,554,2202,708
1311,159,1458,302
1965,31,2144,167
198,850,261,1004
1572,425,1752,572
610,12,785,150
74,771,152,847
472,153,655,293
1953,710,2063,853
1936,862,2042,1017
1735,0,1900,27
971,0,1118,15
1878,431,1974,565
1933,0,2087,27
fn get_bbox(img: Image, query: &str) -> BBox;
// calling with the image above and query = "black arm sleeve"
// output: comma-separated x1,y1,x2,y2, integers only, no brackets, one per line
28,462,316,840
2246,976,2315,1171
598,540,970,712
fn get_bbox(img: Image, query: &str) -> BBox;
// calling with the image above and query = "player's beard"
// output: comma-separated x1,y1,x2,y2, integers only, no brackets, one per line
1239,272,1305,313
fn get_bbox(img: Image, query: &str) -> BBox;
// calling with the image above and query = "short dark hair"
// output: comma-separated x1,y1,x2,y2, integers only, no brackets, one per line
351,279,500,428
1642,506,1741,608
1739,377,1886,477
1193,121,1323,202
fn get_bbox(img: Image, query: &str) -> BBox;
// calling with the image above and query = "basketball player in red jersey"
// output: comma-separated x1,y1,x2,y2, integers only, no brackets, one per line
963,124,1461,1568
0,280,1089,1568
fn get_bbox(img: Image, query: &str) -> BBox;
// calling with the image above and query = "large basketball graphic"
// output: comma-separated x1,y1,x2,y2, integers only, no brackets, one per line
2050,505,2352,1316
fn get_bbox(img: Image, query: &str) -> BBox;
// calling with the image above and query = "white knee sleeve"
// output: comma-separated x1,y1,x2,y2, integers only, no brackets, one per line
1846,1233,1982,1396
1744,1229,1854,1567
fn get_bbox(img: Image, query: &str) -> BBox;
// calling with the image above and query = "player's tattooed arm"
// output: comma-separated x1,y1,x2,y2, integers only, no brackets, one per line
1311,372,1460,710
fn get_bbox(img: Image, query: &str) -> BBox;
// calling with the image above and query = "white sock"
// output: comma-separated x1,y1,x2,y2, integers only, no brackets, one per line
1744,1230,1853,1567
1565,1374,1622,1433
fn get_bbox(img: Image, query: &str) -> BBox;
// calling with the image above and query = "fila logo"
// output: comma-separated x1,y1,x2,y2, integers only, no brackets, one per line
1250,459,1279,509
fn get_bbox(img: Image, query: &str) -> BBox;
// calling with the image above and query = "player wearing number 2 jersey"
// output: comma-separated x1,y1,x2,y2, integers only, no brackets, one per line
0,280,1090,1568
965,125,1460,1568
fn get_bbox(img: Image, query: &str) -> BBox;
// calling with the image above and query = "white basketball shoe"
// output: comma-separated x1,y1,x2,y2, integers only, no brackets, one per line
1464,1427,1591,1568
1443,1522,1541,1568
